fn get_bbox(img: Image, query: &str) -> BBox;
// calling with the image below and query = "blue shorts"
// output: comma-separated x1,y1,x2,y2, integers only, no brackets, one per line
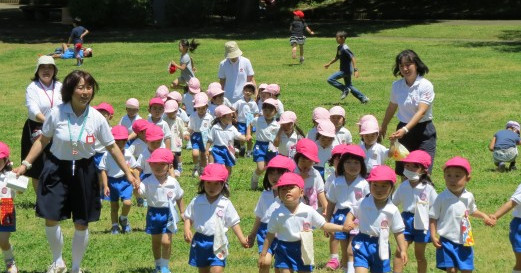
189,232,226,268
510,217,521,252
401,211,431,243
436,236,474,271
313,166,325,180
352,233,391,273
108,176,133,202
125,138,135,148
140,173,151,181
256,222,278,254
274,240,313,272
330,208,350,240
212,145,235,167
190,132,205,152
145,207,172,235
237,122,247,135
0,210,16,232
253,141,277,163
93,152,104,172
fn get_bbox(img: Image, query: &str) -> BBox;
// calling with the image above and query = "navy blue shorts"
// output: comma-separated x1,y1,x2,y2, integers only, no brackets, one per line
436,236,474,271
189,232,226,268
0,209,15,232
190,132,205,152
145,207,172,235
256,222,278,254
253,141,277,163
330,208,350,240
394,121,436,175
274,240,313,271
510,217,521,252
212,145,235,167
313,166,325,180
108,176,133,202
401,211,431,243
352,233,391,273
237,122,247,135
140,173,152,181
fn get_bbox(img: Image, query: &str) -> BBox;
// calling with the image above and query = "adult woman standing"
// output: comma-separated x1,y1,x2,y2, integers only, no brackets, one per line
22,56,63,193
14,70,136,273
380,49,436,174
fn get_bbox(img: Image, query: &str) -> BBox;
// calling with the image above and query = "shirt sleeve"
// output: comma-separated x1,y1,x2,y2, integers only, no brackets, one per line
98,153,108,171
180,54,190,64
136,154,145,170
162,123,171,139
251,102,259,115
468,193,477,214
390,208,405,233
96,114,115,147
41,107,57,138
25,84,41,121
267,212,279,234
419,80,435,105
254,196,265,219
428,186,438,206
429,195,441,220
314,173,325,193
174,180,184,200
224,201,241,228
183,197,195,220
208,126,215,142
325,183,337,203
511,184,521,204
218,61,226,79
245,59,254,76
128,154,139,169
391,184,403,206
232,127,242,139
188,116,195,130
311,208,326,229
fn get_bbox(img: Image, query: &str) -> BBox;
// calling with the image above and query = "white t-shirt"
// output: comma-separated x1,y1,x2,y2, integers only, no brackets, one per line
510,183,521,218
360,142,389,172
148,117,172,141
188,113,213,133
429,189,477,244
233,98,259,123
163,116,187,153
25,80,63,122
254,190,281,223
218,56,255,103
184,194,240,236
316,141,332,168
208,123,242,147
278,130,299,157
99,149,138,178
295,167,325,210
42,103,114,160
268,202,326,242
353,195,405,237
390,76,434,123
178,108,190,123
138,175,184,208
128,138,147,160
119,114,142,134
392,180,437,213
327,175,369,210
333,127,352,146
252,116,280,142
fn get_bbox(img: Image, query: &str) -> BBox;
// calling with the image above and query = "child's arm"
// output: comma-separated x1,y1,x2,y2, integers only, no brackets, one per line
324,55,339,69
176,197,186,219
205,139,213,158
273,127,283,147
471,209,496,226
317,191,328,217
164,138,171,151
258,232,276,266
128,132,137,141
429,218,441,248
324,199,336,222
170,60,187,71
231,223,249,248
248,217,262,248
394,232,408,266
351,56,359,78
305,26,315,35
101,170,109,197
183,218,193,243
489,137,496,151
342,212,357,232
246,123,252,141
80,29,89,40
491,200,517,221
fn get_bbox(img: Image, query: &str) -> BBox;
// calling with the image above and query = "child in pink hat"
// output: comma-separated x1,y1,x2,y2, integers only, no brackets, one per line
118,98,142,135
93,102,115,172
155,85,169,102
232,82,260,156
135,147,185,273
166,91,190,125
164,100,188,175
148,98,172,152
430,157,494,272
100,125,140,234
184,164,250,271
128,119,150,159
314,119,336,179
293,138,327,212
343,165,407,273
207,82,233,117
306,107,330,140
329,106,353,146
249,98,280,190
0,141,19,272
274,111,305,157
188,92,213,177
258,84,284,119
392,150,437,273
205,105,250,176
325,144,370,272
182,77,202,117
359,118,391,173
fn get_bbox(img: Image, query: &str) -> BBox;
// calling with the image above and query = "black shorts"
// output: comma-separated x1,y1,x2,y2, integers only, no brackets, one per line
395,121,437,175
36,154,101,225
21,119,51,179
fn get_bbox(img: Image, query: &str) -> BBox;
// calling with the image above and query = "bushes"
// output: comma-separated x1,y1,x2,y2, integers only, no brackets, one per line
68,0,149,27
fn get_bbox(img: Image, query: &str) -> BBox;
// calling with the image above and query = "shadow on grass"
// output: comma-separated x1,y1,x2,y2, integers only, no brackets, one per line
457,29,521,52
116,268,156,273
90,227,146,234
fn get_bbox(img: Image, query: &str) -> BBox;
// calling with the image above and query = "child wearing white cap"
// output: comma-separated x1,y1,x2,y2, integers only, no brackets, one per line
329,106,352,146
0,142,19,272
163,100,189,175
488,120,521,172
274,111,305,157
118,98,142,135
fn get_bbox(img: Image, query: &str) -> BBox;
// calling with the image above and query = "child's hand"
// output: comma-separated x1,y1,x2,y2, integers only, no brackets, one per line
431,236,442,248
103,186,110,197
247,233,256,248
241,237,250,248
324,64,330,69
484,215,496,226
183,135,190,141
258,254,267,268
184,229,193,243
354,70,360,78
399,250,408,266
171,60,177,67
246,135,252,141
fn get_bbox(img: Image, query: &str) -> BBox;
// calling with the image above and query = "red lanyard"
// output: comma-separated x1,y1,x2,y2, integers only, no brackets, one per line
37,80,55,108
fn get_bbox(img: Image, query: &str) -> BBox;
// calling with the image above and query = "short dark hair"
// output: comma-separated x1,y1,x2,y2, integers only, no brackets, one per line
61,70,99,104
262,167,290,190
336,30,348,38
262,103,276,112
197,181,230,197
393,49,429,77
31,64,58,83
336,153,367,178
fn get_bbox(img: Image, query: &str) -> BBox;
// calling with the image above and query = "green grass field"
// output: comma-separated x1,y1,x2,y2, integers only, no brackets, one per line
0,20,521,272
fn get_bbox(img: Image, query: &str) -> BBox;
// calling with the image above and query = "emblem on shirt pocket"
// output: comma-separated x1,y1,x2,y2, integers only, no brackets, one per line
216,209,224,218
380,219,388,228
303,222,311,231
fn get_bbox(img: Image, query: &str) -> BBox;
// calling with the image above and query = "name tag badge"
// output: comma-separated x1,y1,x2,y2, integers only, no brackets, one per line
86,134,95,144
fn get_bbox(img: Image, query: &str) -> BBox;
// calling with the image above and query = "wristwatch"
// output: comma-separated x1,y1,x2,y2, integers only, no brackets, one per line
21,160,32,170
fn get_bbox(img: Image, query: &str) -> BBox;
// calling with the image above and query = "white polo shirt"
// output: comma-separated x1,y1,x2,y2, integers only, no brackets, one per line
184,194,240,236
392,180,437,213
333,127,352,146
218,56,255,103
138,175,184,208
208,123,242,146
254,190,281,223
295,167,325,210
268,202,326,242
252,116,279,142
360,142,389,172
429,189,477,244
510,184,521,218
148,117,172,141
353,195,405,237
390,76,434,123
25,80,63,122
306,127,317,141
42,103,114,160
278,131,299,157
316,140,332,168
164,116,187,153
327,175,369,210
99,149,138,178
136,148,152,175
233,98,259,123
183,93,195,116
119,114,142,134
128,138,147,160
188,113,213,133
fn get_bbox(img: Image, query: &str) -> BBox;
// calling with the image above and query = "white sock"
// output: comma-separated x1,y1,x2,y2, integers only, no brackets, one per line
155,259,161,267
161,258,169,267
347,261,355,273
71,229,89,272
2,246,13,261
330,253,339,259
45,225,64,265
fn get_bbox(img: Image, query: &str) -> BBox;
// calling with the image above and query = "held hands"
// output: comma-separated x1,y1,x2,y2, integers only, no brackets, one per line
240,236,250,248
245,135,252,142
247,233,256,248
484,214,497,226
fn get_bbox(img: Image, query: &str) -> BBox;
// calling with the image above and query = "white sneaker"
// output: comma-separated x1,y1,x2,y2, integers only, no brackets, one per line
47,262,67,273
6,259,18,273
192,168,199,177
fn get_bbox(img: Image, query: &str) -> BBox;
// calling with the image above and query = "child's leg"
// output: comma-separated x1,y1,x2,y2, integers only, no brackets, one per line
326,236,340,270
355,267,369,273
161,233,172,260
121,199,131,217
445,268,457,273
0,232,13,263
207,266,224,273
251,161,266,189
171,78,180,89
347,237,355,273
299,44,304,58
291,43,297,58
393,241,411,273
515,252,521,270
110,201,119,226
200,150,208,169
258,252,273,273
414,242,428,273
247,138,253,154
151,234,162,260
340,239,349,270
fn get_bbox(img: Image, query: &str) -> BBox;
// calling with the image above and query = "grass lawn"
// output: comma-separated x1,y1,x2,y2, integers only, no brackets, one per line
0,20,521,272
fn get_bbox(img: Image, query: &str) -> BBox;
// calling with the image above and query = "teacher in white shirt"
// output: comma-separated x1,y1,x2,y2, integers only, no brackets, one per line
218,41,256,104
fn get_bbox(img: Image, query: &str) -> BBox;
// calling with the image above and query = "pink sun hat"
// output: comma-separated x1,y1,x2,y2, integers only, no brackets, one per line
329,106,345,117
145,125,164,142
167,91,182,103
200,163,229,182
265,83,280,95
262,98,278,110
343,144,366,159
208,82,222,91
367,165,397,184
0,142,10,159
443,156,472,175
331,144,350,158
132,119,150,133
276,172,304,189
125,98,139,109
215,105,234,117
149,97,165,107
258,83,268,90
267,155,297,172
147,148,174,164
207,86,225,99
188,77,201,93
94,102,114,115
193,92,209,108
313,107,330,121
359,120,380,135
155,85,169,102
296,138,319,163
164,100,179,113
278,111,297,124
357,114,378,125
400,150,432,169
317,120,336,138
111,125,129,140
